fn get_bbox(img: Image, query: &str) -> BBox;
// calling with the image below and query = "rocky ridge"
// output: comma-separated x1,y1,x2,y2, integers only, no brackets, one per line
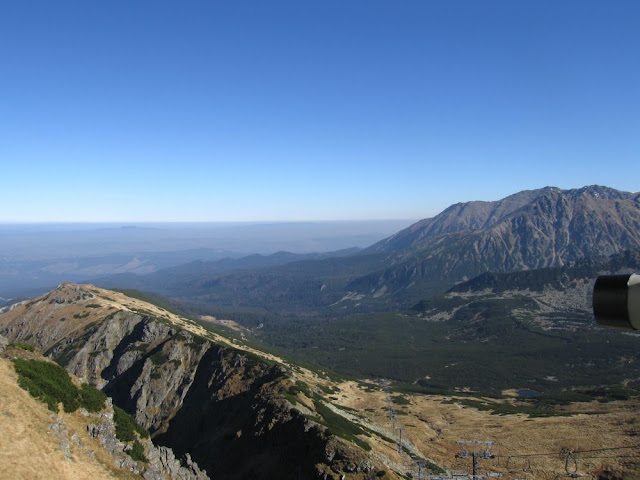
371,186,639,255
0,283,403,480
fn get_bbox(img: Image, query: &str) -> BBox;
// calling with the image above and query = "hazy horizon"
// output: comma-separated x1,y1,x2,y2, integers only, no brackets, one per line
0,219,417,227
0,218,415,298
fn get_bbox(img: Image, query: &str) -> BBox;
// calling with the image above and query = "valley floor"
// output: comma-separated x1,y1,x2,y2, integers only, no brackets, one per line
329,380,640,479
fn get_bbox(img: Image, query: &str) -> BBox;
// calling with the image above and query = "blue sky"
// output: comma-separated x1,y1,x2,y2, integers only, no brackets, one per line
1,1,638,222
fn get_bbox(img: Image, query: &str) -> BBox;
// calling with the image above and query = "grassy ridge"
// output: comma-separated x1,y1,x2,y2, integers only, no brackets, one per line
112,288,197,318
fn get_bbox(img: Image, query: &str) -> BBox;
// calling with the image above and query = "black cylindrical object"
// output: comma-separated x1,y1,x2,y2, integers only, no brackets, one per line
593,274,640,330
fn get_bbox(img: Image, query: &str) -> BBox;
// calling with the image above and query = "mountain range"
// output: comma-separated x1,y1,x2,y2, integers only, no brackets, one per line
92,185,640,317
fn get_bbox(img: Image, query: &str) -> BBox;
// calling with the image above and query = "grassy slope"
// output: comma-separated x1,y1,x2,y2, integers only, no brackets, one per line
0,354,138,480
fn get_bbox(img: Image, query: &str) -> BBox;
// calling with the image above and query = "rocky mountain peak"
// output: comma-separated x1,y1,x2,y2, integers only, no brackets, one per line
345,185,640,306
49,282,97,304
378,185,638,254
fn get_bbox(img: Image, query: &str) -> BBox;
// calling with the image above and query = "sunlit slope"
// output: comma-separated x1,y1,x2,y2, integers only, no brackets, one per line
0,352,138,480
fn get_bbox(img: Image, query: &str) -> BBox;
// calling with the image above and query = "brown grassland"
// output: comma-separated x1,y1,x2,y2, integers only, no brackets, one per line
327,380,640,479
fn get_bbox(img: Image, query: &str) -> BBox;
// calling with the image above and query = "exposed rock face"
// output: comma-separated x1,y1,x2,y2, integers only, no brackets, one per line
144,447,208,480
83,398,209,480
0,334,7,352
370,187,554,252
65,310,151,389
84,398,142,475
0,284,395,480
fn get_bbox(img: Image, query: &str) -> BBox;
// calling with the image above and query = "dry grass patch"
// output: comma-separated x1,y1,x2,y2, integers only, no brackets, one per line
332,381,640,479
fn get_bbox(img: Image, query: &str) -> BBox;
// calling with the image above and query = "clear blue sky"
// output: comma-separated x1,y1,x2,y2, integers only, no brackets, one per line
1,1,638,222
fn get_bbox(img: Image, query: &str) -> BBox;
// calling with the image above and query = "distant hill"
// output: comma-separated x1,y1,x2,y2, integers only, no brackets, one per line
0,220,408,299
95,247,361,292
413,248,640,325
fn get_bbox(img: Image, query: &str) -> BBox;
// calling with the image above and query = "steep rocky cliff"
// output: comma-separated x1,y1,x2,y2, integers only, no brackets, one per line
0,344,208,480
0,283,401,480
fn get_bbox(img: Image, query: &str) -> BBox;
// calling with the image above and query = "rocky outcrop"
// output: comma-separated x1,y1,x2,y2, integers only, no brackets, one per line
0,283,107,351
84,398,209,480
84,399,142,475
0,334,7,352
144,447,208,480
